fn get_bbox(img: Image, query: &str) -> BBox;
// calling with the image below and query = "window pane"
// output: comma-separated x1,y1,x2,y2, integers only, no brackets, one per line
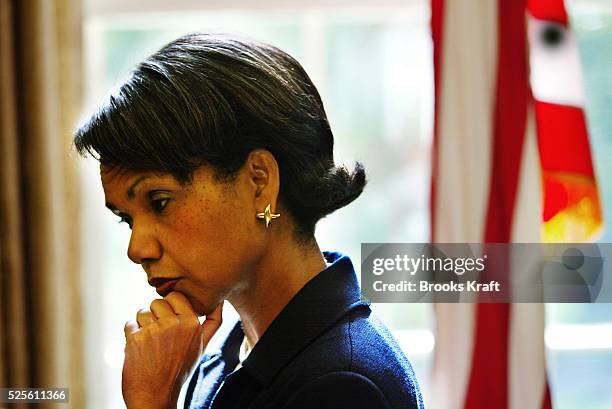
545,2,612,408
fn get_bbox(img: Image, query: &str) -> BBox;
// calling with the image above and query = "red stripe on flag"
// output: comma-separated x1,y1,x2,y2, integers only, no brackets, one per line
430,0,445,241
465,0,529,407
528,0,569,25
484,0,529,244
536,101,594,176
464,303,511,408
542,378,553,409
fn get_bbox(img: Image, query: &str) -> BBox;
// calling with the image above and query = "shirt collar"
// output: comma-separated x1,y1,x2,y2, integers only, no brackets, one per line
224,251,369,386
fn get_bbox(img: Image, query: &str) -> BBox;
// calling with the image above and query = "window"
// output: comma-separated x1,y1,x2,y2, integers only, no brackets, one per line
545,2,612,408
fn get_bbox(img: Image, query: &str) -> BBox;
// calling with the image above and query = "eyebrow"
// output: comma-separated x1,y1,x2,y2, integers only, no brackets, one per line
105,175,151,212
127,176,149,199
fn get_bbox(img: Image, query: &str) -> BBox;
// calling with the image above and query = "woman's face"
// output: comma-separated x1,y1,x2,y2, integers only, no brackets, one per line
100,163,269,315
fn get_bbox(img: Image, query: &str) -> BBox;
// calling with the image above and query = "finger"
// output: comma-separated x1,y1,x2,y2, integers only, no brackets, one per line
201,301,224,347
164,291,196,316
136,308,156,328
124,320,139,338
150,299,175,318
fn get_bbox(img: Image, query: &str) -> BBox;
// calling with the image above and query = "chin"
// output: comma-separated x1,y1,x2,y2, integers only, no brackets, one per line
189,295,220,317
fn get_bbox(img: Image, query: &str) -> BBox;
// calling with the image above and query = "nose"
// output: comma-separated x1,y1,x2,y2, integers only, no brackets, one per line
127,222,162,264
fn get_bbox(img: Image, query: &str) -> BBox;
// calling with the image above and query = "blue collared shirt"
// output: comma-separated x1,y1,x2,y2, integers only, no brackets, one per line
184,251,424,409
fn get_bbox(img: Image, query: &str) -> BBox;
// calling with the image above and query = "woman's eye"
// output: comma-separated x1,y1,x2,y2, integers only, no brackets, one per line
151,198,170,213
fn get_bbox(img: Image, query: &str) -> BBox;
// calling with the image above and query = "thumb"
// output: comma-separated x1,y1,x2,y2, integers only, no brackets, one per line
200,301,223,348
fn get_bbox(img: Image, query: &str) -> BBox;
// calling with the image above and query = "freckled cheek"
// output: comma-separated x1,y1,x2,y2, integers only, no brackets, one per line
165,219,234,288
169,202,247,261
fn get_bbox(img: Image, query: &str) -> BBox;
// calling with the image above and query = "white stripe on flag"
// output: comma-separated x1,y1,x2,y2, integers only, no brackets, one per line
430,1,497,409
433,0,497,244
509,102,548,409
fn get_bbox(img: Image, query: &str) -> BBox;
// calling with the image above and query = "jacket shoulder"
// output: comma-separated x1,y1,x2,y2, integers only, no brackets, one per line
274,309,424,409
283,371,392,409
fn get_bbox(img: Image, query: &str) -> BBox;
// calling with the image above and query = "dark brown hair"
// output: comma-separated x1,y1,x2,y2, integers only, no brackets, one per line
74,33,366,239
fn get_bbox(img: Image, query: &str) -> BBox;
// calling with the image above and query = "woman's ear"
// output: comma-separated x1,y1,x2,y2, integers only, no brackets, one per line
246,149,280,203
252,166,267,197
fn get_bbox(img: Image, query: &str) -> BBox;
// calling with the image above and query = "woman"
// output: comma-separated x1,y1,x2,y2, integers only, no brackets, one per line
75,33,424,409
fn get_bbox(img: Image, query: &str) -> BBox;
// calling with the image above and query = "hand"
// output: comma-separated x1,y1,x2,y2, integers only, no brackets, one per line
121,292,223,409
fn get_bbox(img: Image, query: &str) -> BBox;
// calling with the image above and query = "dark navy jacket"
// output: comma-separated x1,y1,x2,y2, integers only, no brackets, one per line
183,251,424,409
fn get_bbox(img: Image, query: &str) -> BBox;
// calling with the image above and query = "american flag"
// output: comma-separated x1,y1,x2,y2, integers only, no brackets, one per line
429,0,602,408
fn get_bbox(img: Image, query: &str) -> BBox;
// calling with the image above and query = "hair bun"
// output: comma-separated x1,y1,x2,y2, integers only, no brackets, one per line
284,161,367,233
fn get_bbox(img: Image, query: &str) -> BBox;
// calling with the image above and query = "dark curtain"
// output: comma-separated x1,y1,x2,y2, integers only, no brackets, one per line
0,0,84,407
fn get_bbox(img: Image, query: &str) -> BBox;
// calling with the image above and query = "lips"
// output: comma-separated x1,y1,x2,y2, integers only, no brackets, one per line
149,277,181,297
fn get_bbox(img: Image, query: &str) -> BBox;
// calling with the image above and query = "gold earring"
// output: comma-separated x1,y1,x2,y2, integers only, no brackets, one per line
256,204,280,228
